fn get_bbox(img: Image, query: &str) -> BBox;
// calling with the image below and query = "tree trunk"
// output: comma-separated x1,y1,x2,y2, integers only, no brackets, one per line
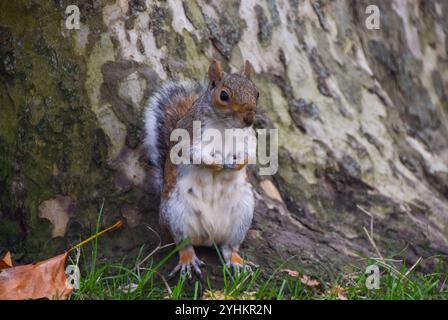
1,0,447,275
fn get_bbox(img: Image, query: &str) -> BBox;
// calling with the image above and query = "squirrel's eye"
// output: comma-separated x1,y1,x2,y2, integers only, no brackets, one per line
220,90,229,102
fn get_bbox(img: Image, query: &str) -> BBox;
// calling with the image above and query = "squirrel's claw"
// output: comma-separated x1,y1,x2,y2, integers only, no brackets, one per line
225,261,257,275
225,251,257,275
169,255,205,280
168,264,182,278
190,256,206,277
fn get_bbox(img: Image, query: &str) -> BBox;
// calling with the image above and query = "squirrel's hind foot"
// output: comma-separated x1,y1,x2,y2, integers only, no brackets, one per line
169,246,205,280
225,251,258,275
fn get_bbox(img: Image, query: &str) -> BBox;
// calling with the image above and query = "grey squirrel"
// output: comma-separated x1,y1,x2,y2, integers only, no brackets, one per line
144,60,259,277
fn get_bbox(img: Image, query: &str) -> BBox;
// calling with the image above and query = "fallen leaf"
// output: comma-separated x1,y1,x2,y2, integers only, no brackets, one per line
0,252,13,270
300,275,321,288
330,284,348,300
338,291,348,300
281,269,321,289
0,220,123,300
0,252,72,300
281,268,299,277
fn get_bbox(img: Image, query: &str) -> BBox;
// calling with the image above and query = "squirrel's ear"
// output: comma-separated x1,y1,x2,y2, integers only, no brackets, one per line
208,60,222,87
243,60,252,80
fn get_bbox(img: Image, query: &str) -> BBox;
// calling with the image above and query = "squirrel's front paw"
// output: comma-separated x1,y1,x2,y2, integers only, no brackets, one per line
169,247,206,280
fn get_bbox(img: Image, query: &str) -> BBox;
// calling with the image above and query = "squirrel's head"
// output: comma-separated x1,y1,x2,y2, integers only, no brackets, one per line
207,60,259,127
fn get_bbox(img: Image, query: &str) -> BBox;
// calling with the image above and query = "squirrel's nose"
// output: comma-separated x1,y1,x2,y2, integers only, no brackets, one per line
242,112,255,126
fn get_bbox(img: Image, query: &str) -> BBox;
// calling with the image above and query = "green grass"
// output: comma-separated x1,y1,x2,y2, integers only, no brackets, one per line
69,240,448,300
69,208,448,300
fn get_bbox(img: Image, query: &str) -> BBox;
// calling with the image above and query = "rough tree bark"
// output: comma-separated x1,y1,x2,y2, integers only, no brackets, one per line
1,0,447,276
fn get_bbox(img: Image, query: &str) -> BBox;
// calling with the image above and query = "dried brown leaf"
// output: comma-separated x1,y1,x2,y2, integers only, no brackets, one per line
0,252,72,300
330,284,348,300
300,275,321,288
0,251,13,270
0,220,123,300
281,269,322,290
280,268,299,277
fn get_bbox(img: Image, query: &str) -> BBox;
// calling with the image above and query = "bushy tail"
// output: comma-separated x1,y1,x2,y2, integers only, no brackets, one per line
143,80,202,193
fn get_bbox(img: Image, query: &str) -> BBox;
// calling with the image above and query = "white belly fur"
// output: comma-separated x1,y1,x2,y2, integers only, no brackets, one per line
176,166,250,246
